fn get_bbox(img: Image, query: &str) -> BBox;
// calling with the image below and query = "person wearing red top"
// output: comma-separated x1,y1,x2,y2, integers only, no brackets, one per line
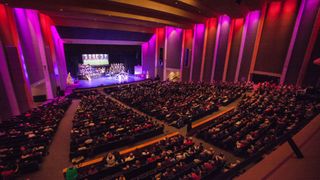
204,162,213,171
184,137,193,146
147,154,157,163
191,172,200,180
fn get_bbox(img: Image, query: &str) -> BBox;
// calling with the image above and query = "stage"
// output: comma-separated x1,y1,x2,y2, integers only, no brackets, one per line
74,75,145,89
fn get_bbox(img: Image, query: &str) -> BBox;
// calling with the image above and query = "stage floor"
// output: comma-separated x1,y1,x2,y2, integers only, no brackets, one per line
74,75,145,89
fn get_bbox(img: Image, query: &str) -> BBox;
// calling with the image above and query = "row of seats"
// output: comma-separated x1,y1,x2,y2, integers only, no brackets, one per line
65,135,240,180
197,83,320,157
105,80,251,128
68,89,99,99
0,98,71,177
70,92,164,162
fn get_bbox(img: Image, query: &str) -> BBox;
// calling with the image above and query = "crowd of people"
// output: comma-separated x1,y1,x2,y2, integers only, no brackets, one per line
67,134,240,180
106,80,251,128
197,83,320,157
70,92,163,162
68,89,99,99
0,98,71,178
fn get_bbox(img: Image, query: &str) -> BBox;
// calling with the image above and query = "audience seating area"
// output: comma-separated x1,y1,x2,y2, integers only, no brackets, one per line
197,83,320,157
2,80,319,179
62,82,320,179
65,134,241,180
68,89,99,99
0,98,71,177
70,92,164,162
105,80,251,128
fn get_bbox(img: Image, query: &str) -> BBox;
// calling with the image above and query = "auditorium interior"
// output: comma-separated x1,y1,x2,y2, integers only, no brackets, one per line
0,0,320,179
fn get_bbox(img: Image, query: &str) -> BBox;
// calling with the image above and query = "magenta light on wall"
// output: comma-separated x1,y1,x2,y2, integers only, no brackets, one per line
13,8,30,81
211,16,223,82
221,15,231,27
269,1,282,16
189,23,205,81
167,26,182,38
18,45,29,80
166,26,174,35
149,34,156,45
196,24,205,35
51,26,61,76
141,42,148,70
249,10,260,24
235,10,260,82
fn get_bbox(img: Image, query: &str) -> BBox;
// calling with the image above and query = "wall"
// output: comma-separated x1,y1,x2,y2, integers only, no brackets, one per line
190,24,205,82
156,28,165,80
303,32,320,86
202,18,218,82
254,0,298,74
284,0,320,84
166,27,183,69
213,15,231,81
238,11,260,81
0,4,33,116
226,18,244,82
0,4,68,119
181,29,193,82
142,34,156,78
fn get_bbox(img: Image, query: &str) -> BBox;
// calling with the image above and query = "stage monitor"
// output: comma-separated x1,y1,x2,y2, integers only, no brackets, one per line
82,54,109,66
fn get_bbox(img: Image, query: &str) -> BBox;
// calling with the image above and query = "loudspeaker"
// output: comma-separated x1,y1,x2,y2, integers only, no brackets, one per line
33,95,47,102
159,48,163,66
184,49,190,66
58,90,65,96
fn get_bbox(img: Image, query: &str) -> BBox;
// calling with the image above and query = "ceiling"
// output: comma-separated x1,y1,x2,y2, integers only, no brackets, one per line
2,0,272,40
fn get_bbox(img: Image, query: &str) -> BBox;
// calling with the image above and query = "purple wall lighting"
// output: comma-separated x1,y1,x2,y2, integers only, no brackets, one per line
51,25,67,78
166,26,183,69
196,24,205,35
249,11,260,23
235,10,260,82
13,8,33,83
221,15,231,27
211,16,222,82
49,27,59,77
212,15,231,81
190,23,205,81
141,34,156,78
14,8,45,84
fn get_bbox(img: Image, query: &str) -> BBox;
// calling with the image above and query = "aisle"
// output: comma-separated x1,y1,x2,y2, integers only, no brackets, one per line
107,94,242,163
20,100,80,180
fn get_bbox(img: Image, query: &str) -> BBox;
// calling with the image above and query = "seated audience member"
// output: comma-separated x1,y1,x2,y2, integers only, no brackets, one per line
107,80,251,128
66,164,78,180
197,82,320,156
70,93,163,160
72,134,231,180
106,152,116,167
0,98,71,176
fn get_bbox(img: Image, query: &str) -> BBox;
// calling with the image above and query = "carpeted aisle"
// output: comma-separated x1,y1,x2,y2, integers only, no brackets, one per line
20,100,80,180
